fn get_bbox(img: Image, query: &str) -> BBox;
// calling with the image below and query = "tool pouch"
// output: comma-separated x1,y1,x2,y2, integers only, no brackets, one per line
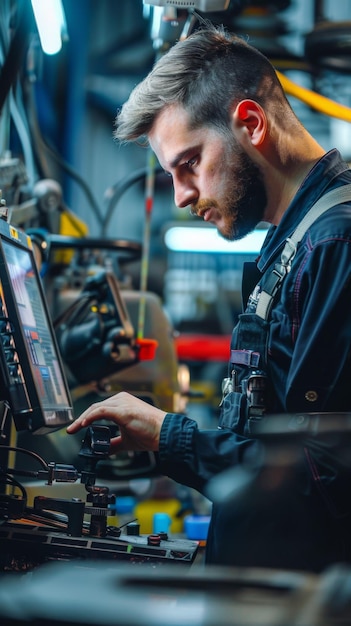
218,313,272,435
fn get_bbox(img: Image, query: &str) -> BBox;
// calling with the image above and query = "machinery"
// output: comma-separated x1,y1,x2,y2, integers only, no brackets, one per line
0,4,195,577
2,1,351,624
0,210,197,572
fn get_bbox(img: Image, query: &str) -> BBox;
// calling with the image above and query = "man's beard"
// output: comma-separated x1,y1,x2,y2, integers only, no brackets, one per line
192,145,267,242
224,149,267,241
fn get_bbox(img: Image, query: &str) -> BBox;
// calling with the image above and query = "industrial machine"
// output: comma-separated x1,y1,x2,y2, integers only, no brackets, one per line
0,211,198,572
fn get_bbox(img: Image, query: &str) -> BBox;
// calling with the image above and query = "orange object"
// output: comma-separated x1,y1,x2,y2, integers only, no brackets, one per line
135,337,159,360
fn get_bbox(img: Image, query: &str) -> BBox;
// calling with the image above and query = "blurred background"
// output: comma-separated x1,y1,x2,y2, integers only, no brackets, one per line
1,3,351,619
26,0,351,417
2,0,351,538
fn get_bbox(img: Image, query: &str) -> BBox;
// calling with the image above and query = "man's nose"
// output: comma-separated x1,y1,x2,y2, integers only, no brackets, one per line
173,180,198,209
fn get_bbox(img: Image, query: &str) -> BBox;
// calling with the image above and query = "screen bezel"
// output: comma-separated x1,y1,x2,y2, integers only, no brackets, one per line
0,220,74,434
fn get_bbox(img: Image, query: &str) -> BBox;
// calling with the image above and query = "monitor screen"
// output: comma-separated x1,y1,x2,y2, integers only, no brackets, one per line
0,220,74,433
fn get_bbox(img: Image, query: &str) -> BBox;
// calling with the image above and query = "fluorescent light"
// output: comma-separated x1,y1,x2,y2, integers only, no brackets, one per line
143,0,230,11
164,226,268,254
31,0,67,56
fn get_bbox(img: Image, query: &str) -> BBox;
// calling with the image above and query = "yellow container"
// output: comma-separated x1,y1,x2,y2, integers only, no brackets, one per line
134,498,184,535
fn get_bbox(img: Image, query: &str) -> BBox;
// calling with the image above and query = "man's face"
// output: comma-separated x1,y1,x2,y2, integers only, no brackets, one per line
148,104,267,241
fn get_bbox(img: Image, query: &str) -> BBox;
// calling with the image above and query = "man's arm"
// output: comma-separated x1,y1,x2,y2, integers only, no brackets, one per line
158,412,261,493
67,391,260,494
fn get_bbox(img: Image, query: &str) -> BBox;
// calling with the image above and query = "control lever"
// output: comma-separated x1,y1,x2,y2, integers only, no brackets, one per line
79,425,116,537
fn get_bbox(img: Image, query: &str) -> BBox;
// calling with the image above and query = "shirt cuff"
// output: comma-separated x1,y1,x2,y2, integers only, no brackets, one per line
159,412,198,465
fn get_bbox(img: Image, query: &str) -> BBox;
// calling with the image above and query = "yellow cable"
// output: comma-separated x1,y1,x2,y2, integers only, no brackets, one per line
276,69,351,123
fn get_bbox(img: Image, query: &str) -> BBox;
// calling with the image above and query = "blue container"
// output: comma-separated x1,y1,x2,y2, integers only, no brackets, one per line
184,515,211,541
152,512,172,534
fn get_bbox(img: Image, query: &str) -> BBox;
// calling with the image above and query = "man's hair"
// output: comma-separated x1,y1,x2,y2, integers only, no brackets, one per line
114,24,292,143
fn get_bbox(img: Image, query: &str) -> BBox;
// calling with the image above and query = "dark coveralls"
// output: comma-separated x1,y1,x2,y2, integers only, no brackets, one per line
158,149,351,571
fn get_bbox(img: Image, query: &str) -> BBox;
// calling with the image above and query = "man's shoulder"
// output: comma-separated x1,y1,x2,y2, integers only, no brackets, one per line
308,199,351,243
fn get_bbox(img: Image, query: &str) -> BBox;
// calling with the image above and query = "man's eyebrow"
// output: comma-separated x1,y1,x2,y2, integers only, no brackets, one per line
169,148,195,169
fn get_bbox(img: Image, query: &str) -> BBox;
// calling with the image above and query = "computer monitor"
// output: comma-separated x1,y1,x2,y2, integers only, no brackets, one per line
0,218,74,434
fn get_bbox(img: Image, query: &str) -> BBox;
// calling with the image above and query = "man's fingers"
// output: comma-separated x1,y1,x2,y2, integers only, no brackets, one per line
109,436,124,453
67,412,104,433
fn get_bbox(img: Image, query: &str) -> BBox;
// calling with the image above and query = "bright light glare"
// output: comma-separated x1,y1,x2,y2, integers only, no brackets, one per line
164,226,268,254
31,0,67,55
143,0,230,11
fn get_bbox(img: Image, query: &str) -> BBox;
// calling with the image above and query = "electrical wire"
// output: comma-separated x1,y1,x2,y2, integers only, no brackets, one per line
0,472,27,500
39,135,105,225
102,165,164,237
276,69,351,122
0,0,31,117
1,445,49,470
9,87,37,187
23,70,104,225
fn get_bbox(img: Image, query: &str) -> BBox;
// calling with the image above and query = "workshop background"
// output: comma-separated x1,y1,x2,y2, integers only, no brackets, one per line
33,0,351,392
2,2,351,622
39,0,351,423
0,0,351,626
2,0,351,550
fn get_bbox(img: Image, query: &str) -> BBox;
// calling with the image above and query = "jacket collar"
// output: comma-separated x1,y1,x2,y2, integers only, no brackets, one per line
257,149,350,272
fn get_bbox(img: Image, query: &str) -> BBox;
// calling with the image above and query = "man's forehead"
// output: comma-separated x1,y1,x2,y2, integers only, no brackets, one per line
149,105,210,167
149,103,190,136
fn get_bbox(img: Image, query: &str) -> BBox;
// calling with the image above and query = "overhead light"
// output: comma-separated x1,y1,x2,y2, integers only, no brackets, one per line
31,0,67,56
143,0,230,11
164,225,268,254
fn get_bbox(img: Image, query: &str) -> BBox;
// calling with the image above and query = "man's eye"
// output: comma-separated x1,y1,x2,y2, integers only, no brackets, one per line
185,157,197,168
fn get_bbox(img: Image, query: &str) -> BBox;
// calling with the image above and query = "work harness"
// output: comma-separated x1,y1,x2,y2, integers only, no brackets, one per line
218,184,351,435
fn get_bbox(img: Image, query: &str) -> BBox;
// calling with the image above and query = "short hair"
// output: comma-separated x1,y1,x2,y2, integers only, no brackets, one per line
114,24,292,143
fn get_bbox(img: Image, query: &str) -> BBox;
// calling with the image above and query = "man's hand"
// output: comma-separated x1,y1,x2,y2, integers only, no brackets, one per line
66,391,167,454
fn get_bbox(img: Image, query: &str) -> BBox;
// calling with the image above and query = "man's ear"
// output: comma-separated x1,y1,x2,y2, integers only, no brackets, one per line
232,99,267,146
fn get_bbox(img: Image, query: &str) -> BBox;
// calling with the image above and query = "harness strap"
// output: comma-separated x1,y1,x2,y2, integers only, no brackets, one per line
230,349,260,367
255,184,351,320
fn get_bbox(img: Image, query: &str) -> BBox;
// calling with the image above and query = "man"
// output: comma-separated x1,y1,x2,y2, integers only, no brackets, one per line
67,25,351,571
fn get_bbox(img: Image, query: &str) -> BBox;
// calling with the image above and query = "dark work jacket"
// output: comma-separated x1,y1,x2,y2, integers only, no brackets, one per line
158,149,351,572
